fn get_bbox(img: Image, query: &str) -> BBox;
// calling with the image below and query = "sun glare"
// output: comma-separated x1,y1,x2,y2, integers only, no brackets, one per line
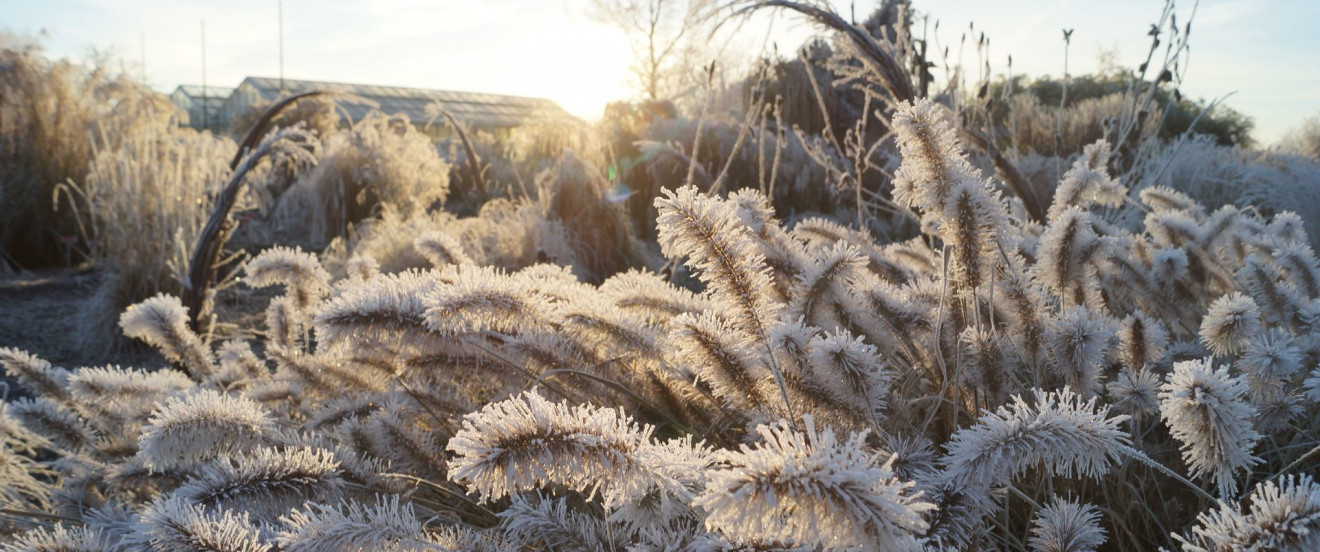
500,14,634,121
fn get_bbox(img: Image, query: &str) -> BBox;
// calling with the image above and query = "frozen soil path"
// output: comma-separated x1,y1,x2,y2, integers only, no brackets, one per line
1,266,274,385
0,268,100,366
0,268,162,381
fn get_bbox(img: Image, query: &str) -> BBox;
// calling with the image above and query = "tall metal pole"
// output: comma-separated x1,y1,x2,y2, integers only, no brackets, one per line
201,20,209,130
279,1,285,91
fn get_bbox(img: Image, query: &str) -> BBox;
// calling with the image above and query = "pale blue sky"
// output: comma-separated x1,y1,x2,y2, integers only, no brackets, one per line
3,0,1317,144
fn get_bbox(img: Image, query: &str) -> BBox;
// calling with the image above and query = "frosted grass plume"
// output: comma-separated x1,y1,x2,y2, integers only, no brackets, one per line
242,246,332,313
890,99,982,216
806,329,891,418
0,347,71,402
598,269,709,326
1046,306,1115,397
1,524,106,552
941,388,1130,491
173,445,343,519
1159,357,1262,499
1027,495,1107,552
1199,293,1264,357
670,312,771,411
1047,140,1125,220
1116,312,1169,371
1177,474,1320,551
131,495,270,552
414,229,474,267
7,397,94,452
695,416,932,551
137,389,274,470
119,294,213,379
654,185,781,339
422,265,559,336
277,495,437,552
314,269,439,344
446,391,712,510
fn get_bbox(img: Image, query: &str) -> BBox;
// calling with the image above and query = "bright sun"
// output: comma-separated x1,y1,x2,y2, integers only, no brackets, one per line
495,13,635,121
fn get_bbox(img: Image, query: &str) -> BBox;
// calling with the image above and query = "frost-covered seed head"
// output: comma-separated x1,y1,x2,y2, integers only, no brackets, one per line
599,269,708,326
1200,293,1264,357
138,389,273,470
654,185,781,336
1046,306,1115,397
174,446,343,519
423,265,558,336
446,391,711,510
7,397,94,452
890,99,983,215
131,495,270,552
695,417,932,550
1140,186,1198,213
277,495,435,552
0,348,70,402
119,294,213,378
243,246,332,312
1047,140,1125,220
1116,312,1169,370
805,330,890,417
1151,247,1190,286
1106,367,1161,421
2,524,106,552
941,388,1130,491
414,230,474,267
1177,474,1320,551
1159,358,1262,499
671,312,770,411
1028,495,1107,552
314,269,439,344
1240,329,1302,382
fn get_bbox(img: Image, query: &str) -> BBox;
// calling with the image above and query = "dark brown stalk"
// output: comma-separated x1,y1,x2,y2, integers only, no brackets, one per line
182,91,325,332
430,107,488,202
962,127,1046,223
728,0,917,104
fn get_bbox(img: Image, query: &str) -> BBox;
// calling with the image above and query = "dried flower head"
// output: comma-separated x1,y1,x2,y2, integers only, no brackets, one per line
654,185,780,337
0,348,70,402
447,391,709,510
1116,312,1169,370
1106,367,1161,421
414,230,474,267
1240,329,1302,383
132,495,271,552
1046,306,1115,397
806,330,890,417
277,495,435,552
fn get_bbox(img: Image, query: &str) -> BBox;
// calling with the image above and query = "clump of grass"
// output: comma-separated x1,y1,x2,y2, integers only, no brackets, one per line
59,113,235,354
0,35,172,269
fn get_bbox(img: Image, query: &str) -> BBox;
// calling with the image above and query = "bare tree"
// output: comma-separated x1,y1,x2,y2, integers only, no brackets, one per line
590,0,715,102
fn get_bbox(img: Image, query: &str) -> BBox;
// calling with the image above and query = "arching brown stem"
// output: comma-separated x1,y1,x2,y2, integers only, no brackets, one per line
182,91,324,332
